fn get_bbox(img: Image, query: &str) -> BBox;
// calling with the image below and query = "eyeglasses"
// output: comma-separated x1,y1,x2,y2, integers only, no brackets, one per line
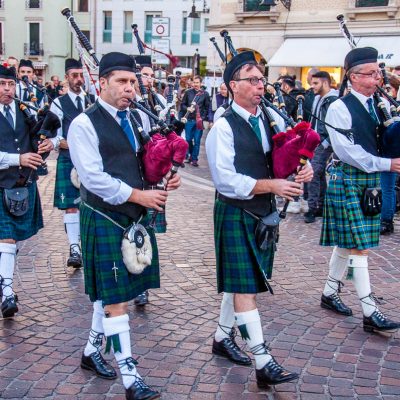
235,76,267,86
0,81,16,88
353,70,382,79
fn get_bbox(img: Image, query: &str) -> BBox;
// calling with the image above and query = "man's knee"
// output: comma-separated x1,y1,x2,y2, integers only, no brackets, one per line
0,239,16,245
104,302,128,317
350,249,369,256
65,208,79,214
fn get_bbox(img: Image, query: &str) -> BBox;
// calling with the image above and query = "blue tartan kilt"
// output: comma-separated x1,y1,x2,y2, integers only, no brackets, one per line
0,182,43,241
53,154,80,209
146,207,167,233
214,199,275,294
320,163,381,250
80,202,160,305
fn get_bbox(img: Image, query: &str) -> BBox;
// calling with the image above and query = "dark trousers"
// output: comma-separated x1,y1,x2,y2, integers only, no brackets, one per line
308,145,332,211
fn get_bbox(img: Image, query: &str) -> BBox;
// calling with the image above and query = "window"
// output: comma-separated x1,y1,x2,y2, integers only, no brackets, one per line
244,0,271,11
145,13,161,44
0,22,3,55
355,0,388,6
124,11,133,43
191,18,200,45
26,0,41,8
29,22,40,55
182,15,187,44
103,11,112,43
78,0,89,12
204,18,209,32
82,30,90,44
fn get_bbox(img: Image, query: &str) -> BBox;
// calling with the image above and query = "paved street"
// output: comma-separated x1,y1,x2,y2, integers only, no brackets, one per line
1,139,400,400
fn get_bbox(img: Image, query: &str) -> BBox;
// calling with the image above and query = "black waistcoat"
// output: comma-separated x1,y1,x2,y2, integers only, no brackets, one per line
341,93,383,157
80,102,145,220
0,102,35,189
220,107,275,217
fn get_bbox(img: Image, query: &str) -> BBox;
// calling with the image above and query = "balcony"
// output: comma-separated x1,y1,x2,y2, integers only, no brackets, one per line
24,42,44,57
26,0,41,8
235,0,280,23
346,0,398,19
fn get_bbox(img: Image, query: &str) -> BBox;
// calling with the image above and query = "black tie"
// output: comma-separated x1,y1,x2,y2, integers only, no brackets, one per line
23,88,29,102
4,105,14,129
76,96,83,113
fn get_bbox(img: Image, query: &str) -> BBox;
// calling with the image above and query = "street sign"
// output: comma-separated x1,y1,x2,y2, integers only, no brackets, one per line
151,39,170,65
152,17,169,37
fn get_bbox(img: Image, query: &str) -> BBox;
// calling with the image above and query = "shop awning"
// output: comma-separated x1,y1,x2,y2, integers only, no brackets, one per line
268,36,400,67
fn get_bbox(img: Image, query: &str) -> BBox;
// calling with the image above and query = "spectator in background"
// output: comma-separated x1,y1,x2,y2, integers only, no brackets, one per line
46,75,64,101
209,82,229,122
5,57,19,70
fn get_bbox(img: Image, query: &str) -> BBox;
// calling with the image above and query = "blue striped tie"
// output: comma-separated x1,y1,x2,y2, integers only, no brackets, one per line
117,110,136,151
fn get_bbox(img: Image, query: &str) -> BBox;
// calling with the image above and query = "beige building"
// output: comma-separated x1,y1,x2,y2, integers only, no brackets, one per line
207,0,400,86
0,0,92,81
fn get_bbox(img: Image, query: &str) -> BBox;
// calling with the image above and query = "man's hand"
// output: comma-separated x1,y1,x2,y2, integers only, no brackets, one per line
129,189,168,211
295,163,313,183
269,179,303,202
390,158,400,173
37,139,54,154
59,139,69,150
164,173,181,191
20,153,43,169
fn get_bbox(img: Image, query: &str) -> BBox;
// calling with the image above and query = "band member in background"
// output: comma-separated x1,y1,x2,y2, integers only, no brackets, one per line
69,52,180,400
0,65,54,318
50,58,94,268
320,47,400,333
209,82,229,123
181,75,211,167
304,67,319,122
16,59,44,106
206,52,313,387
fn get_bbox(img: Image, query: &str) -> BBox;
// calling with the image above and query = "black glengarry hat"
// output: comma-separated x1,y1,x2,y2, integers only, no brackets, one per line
223,51,257,89
19,59,34,70
65,58,82,72
99,52,136,77
0,65,16,80
344,47,378,71
135,55,152,68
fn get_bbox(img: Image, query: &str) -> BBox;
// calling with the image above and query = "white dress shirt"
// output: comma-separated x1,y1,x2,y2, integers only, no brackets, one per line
68,97,145,206
16,82,44,108
206,101,285,199
0,101,21,169
325,89,391,173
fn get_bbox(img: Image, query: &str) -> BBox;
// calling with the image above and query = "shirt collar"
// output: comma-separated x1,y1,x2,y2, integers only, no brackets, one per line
231,100,262,121
68,89,85,103
0,101,16,114
351,88,373,107
98,97,129,120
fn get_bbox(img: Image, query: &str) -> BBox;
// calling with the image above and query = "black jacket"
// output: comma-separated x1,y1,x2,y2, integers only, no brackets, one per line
180,88,211,121
311,92,338,143
283,88,305,121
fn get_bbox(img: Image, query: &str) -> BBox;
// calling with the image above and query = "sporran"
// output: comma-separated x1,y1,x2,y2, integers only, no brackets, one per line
3,187,29,217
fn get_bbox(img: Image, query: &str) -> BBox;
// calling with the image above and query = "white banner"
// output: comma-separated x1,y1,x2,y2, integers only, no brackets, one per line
151,39,170,65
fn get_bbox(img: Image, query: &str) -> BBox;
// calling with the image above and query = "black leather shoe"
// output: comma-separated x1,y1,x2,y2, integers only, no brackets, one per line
126,379,160,400
321,293,353,316
67,245,82,268
134,291,149,307
256,356,299,387
1,294,18,318
363,310,400,333
212,330,252,366
304,210,316,223
81,352,117,380
380,220,394,235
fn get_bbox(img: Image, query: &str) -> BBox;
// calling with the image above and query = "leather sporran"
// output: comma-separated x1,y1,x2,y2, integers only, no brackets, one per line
70,167,81,189
3,187,29,217
121,223,152,274
254,211,280,251
360,187,382,217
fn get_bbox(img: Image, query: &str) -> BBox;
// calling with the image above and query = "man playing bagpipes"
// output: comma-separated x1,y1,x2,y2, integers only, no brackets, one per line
205,51,313,387
68,52,180,400
50,58,95,269
0,65,58,318
16,59,44,107
320,47,400,333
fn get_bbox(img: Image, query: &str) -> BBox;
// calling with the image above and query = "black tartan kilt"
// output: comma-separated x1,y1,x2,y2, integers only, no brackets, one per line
53,154,80,209
214,199,275,294
0,182,43,241
80,202,160,305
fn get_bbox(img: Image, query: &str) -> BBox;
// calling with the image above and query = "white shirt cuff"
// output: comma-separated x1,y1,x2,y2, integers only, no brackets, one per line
379,157,392,172
103,181,132,205
6,153,21,167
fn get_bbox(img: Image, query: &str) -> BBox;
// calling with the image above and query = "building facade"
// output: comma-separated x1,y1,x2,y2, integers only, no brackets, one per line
207,0,400,86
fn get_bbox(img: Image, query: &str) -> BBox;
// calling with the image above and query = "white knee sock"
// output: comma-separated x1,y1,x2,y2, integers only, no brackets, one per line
348,255,376,317
235,309,272,369
103,314,142,389
84,300,105,356
64,212,80,250
323,246,350,296
215,293,235,342
0,243,17,301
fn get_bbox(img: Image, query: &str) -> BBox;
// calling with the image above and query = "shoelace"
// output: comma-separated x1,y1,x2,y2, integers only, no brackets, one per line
0,276,15,301
331,292,345,304
70,244,81,257
250,341,271,356
326,275,344,294
88,330,104,350
118,357,147,388
360,292,384,309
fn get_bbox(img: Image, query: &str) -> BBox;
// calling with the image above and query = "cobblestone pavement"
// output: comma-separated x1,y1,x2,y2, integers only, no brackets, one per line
1,137,400,400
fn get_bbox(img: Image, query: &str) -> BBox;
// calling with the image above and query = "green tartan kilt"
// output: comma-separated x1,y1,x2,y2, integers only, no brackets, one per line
320,163,381,250
80,203,160,305
214,199,275,294
0,182,43,241
146,207,167,233
53,154,80,209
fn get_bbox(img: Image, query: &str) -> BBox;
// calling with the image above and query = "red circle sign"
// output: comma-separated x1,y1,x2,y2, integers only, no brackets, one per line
156,25,165,35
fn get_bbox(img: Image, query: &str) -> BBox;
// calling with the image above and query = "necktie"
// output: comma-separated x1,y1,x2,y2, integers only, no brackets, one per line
248,115,262,144
116,110,136,151
76,96,83,113
23,88,29,102
4,105,14,129
367,98,379,125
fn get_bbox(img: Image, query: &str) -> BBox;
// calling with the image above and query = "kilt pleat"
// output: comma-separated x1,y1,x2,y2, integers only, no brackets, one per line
0,183,43,241
53,154,80,209
320,163,381,249
146,208,167,233
214,199,274,294
80,203,160,305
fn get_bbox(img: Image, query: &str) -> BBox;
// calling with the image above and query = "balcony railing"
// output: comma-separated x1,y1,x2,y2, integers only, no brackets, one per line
356,0,389,6
24,42,44,56
26,0,41,8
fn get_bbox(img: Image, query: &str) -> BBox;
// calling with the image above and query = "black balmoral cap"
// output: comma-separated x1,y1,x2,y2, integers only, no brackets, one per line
19,59,34,70
65,58,82,72
135,55,152,68
99,52,136,77
344,47,378,70
0,65,17,80
223,51,257,88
